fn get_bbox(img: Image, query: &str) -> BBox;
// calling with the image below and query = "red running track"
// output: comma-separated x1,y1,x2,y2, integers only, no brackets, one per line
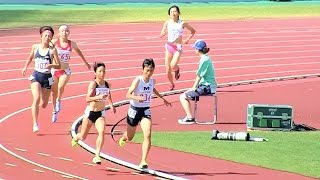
1,18,320,179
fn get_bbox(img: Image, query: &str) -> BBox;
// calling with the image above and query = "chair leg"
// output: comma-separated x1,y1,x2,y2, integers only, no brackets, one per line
213,95,218,124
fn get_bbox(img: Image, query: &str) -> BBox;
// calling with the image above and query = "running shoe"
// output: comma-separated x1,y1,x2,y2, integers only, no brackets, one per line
139,161,148,169
33,123,39,133
71,138,78,147
55,100,61,113
169,83,175,91
118,137,126,147
52,112,58,123
178,116,196,125
92,156,102,165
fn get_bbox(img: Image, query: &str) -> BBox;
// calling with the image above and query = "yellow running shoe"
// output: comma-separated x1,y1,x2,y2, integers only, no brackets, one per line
92,156,101,165
118,137,126,147
139,161,148,169
71,138,78,147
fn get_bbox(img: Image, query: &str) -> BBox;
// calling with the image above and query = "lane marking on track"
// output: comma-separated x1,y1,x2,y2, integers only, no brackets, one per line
155,177,168,180
33,169,45,173
55,157,73,162
5,163,17,167
36,152,51,157
2,68,320,98
106,167,120,172
0,144,89,180
1,42,320,57
131,172,146,176
83,162,96,166
14,147,27,152
61,175,74,179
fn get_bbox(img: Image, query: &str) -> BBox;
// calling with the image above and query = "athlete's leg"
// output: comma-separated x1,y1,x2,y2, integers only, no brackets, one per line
30,82,41,131
140,117,152,164
51,75,59,108
40,88,51,109
76,117,93,141
171,51,182,80
123,124,137,141
56,73,71,111
94,117,106,158
165,48,174,89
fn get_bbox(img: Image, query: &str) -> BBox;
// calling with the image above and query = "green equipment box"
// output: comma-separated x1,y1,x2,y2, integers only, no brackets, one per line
247,104,293,130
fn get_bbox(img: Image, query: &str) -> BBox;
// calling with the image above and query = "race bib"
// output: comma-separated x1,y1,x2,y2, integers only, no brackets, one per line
128,108,137,119
140,93,151,103
48,77,54,86
96,88,110,96
59,51,71,63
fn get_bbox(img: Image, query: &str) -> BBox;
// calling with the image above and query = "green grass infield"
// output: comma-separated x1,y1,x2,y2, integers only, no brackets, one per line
133,131,320,178
0,2,320,28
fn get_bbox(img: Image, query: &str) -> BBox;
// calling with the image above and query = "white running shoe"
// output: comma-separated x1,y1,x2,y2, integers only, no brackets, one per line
52,112,58,123
33,123,39,133
55,100,61,113
178,116,196,125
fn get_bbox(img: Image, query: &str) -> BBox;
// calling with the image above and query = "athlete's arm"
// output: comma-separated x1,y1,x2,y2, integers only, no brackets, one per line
126,77,144,102
72,41,91,70
160,20,169,38
22,44,36,76
48,48,61,69
107,85,116,113
86,81,104,103
153,79,171,106
182,22,196,44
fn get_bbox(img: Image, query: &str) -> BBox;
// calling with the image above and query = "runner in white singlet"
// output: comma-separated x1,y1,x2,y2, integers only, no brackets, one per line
160,5,196,91
51,25,91,123
118,58,171,169
21,26,61,133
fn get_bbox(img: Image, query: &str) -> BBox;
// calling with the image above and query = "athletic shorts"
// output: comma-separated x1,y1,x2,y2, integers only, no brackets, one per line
84,107,106,123
127,105,151,127
165,42,182,55
185,84,217,101
51,68,71,78
29,71,54,89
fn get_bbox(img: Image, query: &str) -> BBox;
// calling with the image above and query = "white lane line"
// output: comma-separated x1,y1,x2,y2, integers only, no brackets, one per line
55,157,73,162
131,172,146,176
5,163,17,167
83,162,96,166
1,26,320,42
1,37,320,52
1,68,320,98
0,144,89,180
155,177,167,180
14,147,27,152
37,152,51,157
33,169,45,173
61,175,74,179
1,42,320,57
106,167,120,172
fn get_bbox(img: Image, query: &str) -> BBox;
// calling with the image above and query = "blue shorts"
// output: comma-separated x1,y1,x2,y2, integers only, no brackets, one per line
185,84,216,101
127,105,151,127
29,71,54,89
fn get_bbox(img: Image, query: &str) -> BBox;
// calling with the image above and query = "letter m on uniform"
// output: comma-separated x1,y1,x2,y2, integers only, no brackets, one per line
143,87,150,91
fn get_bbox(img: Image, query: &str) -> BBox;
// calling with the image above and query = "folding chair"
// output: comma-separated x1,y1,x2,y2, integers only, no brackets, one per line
193,93,218,125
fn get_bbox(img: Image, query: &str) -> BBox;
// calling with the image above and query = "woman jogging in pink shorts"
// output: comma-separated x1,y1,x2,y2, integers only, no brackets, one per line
160,5,196,90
